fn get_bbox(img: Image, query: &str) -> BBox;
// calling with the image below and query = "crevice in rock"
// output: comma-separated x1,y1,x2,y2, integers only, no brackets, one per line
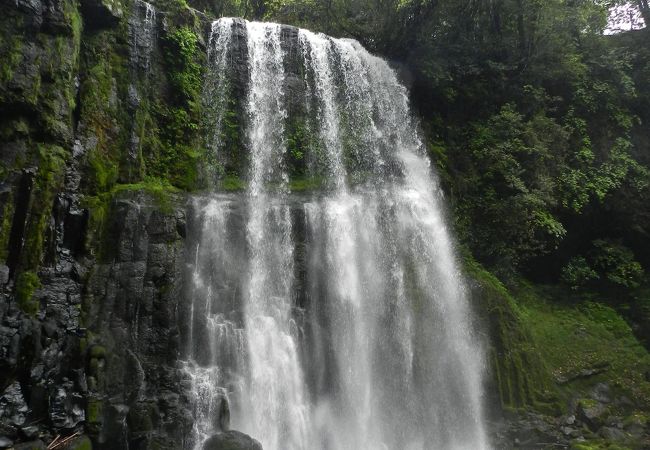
6,170,35,280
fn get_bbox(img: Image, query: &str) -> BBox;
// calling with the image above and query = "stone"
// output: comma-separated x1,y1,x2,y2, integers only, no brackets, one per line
599,426,627,441
19,425,40,439
203,431,263,450
563,415,576,425
576,400,608,431
0,437,13,448
0,266,9,285
0,382,28,427
591,383,612,404
80,0,124,28
14,440,46,450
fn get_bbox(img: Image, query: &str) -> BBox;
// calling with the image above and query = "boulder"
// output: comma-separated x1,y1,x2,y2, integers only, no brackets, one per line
576,399,608,431
202,431,263,450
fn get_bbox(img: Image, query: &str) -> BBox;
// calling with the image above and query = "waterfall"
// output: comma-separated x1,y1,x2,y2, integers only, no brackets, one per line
185,18,489,450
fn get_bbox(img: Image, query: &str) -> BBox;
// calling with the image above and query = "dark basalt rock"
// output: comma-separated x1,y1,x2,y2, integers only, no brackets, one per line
79,0,124,29
13,440,46,449
203,430,263,450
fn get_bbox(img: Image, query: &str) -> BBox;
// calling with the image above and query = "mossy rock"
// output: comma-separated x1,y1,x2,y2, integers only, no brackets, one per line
15,271,41,316
465,258,556,411
89,345,107,359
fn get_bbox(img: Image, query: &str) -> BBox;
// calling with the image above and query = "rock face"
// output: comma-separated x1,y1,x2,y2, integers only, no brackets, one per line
203,431,263,450
83,192,190,449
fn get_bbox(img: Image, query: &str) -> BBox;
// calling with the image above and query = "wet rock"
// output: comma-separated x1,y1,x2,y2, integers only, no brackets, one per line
590,383,612,404
19,425,40,439
49,382,85,429
0,382,28,427
599,426,627,441
14,440,46,450
80,0,124,29
217,397,230,432
203,430,263,450
555,362,610,384
0,266,9,285
0,437,13,448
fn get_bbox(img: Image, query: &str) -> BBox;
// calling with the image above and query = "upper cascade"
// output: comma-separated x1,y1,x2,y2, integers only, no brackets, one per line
185,17,490,450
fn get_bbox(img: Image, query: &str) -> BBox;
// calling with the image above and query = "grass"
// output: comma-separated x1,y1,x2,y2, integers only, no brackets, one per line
515,283,650,409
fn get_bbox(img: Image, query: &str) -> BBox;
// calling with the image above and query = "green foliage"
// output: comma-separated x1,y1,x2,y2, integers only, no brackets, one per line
163,27,202,104
148,25,205,190
457,104,568,272
562,240,645,291
561,257,599,290
15,271,41,316
591,240,644,289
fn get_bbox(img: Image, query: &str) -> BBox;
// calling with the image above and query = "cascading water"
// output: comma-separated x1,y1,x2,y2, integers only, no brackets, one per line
128,0,156,73
184,18,489,450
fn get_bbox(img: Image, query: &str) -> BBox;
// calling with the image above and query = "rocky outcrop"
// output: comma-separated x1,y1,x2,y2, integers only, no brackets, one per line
80,0,125,29
202,431,263,450
83,191,190,449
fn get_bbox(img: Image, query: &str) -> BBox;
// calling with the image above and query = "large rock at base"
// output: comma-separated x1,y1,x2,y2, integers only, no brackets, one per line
203,431,262,450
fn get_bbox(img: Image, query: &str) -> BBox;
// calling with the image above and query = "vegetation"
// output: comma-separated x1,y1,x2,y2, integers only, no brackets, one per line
15,271,41,316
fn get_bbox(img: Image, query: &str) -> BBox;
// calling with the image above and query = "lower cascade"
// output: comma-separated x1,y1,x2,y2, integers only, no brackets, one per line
183,18,489,450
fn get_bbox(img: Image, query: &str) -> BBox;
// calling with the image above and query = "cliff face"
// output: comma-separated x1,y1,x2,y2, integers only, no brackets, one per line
0,0,198,447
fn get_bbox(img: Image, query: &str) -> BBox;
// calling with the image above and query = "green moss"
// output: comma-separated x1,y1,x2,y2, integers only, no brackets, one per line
88,150,120,193
516,284,650,408
163,27,202,103
465,258,557,410
78,33,133,193
288,176,325,192
89,345,106,359
15,271,41,316
81,194,111,256
20,145,67,271
221,174,246,191
466,254,650,414
87,397,103,424
112,178,179,212
0,193,15,262
141,24,205,191
0,31,23,84
81,178,179,258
